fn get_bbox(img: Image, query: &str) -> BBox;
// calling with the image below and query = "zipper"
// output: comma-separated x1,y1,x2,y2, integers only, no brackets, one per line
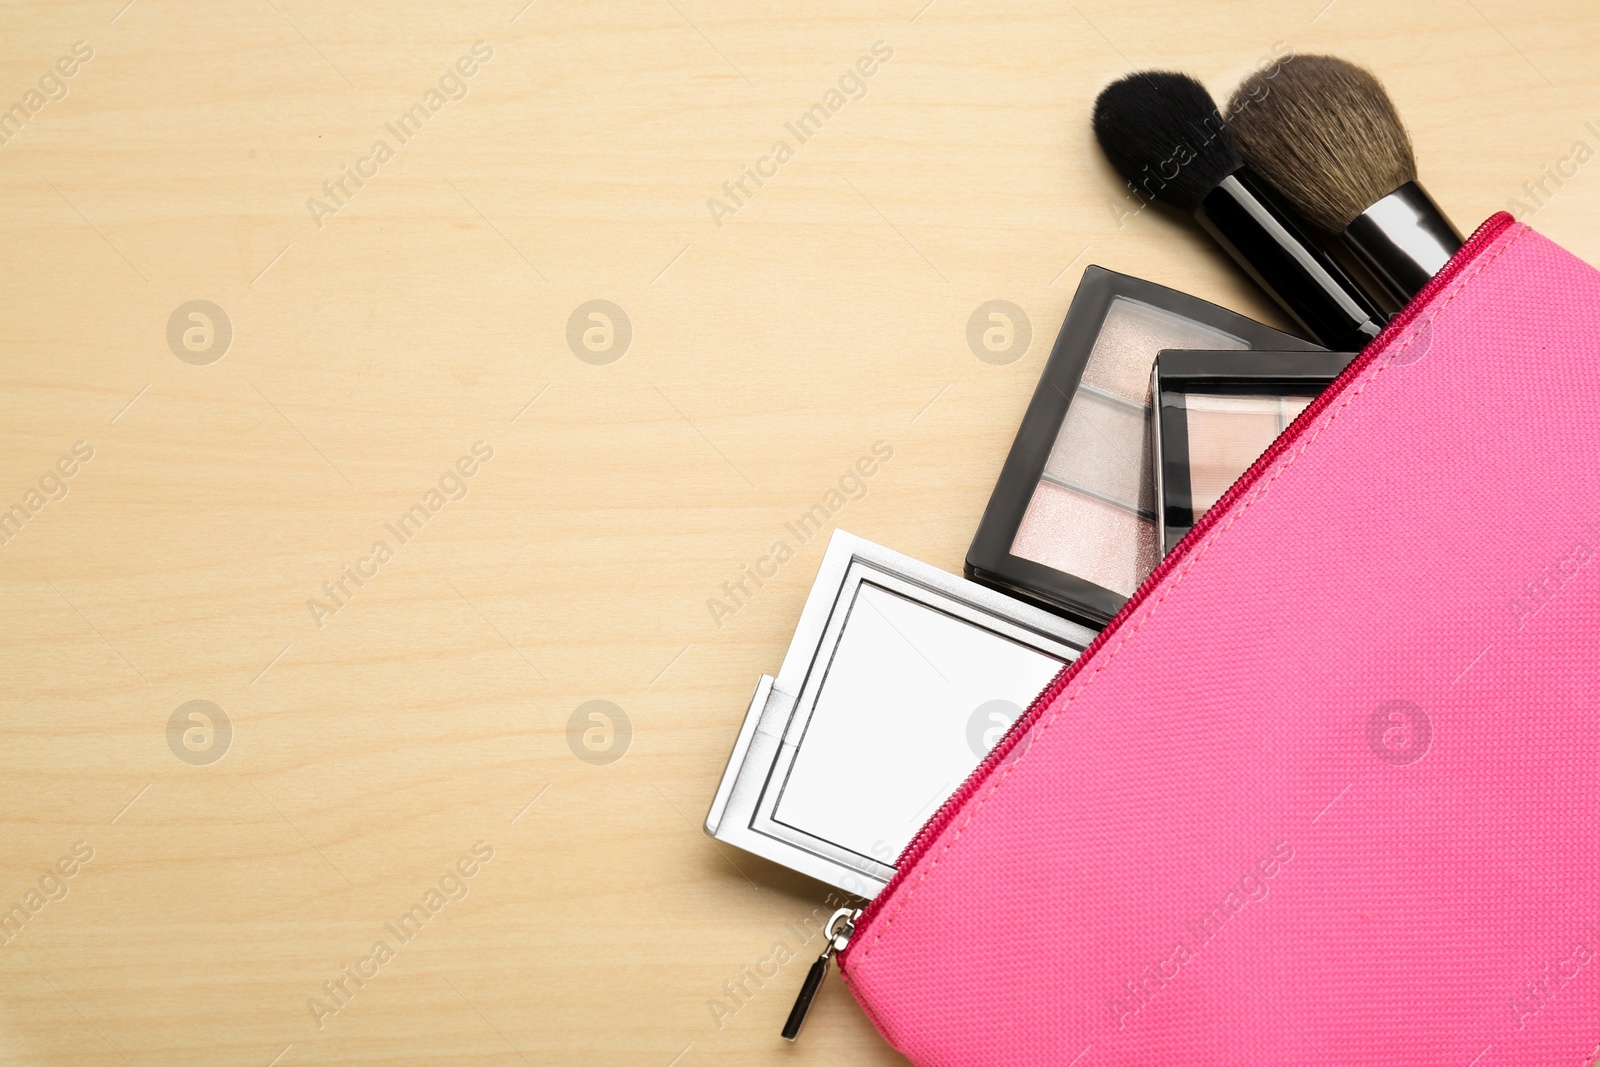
840,211,1519,966
780,906,860,1040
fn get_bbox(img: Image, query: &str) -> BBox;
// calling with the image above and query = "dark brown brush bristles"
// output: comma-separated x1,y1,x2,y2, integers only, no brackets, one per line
1225,55,1416,233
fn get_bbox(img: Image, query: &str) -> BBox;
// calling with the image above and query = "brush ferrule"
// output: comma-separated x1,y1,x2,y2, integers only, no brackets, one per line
1342,182,1464,305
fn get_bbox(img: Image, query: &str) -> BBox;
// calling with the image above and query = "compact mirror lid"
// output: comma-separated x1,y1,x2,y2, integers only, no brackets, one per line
706,530,1097,897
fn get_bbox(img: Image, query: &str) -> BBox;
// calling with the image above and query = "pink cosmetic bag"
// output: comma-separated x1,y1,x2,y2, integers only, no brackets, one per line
839,213,1600,1066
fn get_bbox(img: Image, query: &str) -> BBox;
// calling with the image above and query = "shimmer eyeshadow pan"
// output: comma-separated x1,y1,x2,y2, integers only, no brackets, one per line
967,267,1324,627
705,530,1096,898
1153,349,1356,554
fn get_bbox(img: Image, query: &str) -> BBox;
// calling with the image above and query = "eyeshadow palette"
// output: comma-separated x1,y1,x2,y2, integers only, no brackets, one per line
967,267,1325,627
705,530,1097,897
1153,348,1356,552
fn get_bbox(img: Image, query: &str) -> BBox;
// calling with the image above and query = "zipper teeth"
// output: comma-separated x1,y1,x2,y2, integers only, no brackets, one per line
848,211,1518,948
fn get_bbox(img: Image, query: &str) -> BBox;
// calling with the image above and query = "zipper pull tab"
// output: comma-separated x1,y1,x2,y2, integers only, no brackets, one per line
782,907,859,1041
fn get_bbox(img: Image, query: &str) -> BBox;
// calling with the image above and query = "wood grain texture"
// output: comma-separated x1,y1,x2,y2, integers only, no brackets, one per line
1,1,1596,1063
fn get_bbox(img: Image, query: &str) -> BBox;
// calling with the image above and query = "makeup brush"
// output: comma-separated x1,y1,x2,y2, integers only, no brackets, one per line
1226,55,1463,306
1093,71,1384,352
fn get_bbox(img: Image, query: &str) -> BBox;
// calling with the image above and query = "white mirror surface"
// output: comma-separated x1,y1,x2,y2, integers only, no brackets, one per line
775,581,1065,862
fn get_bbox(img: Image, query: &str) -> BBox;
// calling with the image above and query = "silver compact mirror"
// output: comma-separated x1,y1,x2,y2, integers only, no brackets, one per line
705,530,1097,898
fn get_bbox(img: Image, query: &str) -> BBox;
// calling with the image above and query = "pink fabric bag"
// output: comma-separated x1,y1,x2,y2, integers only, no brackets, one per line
839,214,1600,1066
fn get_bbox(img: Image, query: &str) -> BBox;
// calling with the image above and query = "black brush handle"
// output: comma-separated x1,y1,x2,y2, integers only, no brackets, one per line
1194,169,1385,351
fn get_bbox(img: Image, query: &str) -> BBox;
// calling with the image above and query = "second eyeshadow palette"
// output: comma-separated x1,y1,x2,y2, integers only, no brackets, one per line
967,266,1326,627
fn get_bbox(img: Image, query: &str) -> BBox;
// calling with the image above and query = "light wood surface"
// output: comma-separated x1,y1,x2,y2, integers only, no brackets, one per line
3,1,1598,1063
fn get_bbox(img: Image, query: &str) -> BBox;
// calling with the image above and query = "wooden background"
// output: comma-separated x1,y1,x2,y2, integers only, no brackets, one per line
1,0,1596,1063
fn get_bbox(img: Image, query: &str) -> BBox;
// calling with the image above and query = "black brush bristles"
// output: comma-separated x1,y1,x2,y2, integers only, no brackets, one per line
1226,55,1417,233
1093,72,1243,213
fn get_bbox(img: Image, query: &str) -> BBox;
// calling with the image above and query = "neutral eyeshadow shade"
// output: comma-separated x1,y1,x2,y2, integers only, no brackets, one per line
1079,297,1248,404
1184,394,1288,514
1042,387,1150,514
1012,297,1247,594
1011,480,1159,597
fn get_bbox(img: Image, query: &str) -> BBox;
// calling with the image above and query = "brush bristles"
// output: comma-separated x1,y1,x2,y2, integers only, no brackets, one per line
1093,72,1242,213
1226,55,1416,233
